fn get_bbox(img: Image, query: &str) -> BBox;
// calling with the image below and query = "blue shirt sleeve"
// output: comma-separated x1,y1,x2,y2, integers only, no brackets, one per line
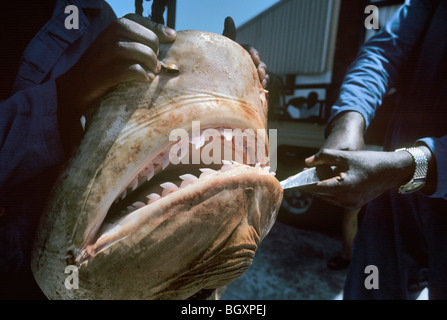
329,0,447,200
329,0,438,128
0,80,65,190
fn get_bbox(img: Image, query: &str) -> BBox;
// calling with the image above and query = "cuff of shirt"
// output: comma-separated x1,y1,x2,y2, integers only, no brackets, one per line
417,137,447,200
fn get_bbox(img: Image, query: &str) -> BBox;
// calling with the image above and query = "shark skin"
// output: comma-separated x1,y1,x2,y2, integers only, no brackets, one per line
31,30,283,300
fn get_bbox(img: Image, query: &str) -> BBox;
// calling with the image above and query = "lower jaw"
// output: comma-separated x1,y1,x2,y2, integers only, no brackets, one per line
74,170,281,299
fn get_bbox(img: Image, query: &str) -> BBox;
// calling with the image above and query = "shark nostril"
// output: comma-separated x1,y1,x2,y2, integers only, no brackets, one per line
160,61,179,74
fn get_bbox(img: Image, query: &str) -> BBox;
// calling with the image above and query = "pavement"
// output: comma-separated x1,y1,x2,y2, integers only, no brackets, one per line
219,212,430,300
220,219,348,300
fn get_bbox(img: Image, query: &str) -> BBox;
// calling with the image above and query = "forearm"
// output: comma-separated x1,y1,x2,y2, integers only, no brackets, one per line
324,111,365,150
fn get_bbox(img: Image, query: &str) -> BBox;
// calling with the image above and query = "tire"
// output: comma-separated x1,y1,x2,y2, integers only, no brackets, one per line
281,188,314,215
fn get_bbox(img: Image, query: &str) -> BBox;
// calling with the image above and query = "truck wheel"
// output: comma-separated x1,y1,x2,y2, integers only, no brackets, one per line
281,189,314,215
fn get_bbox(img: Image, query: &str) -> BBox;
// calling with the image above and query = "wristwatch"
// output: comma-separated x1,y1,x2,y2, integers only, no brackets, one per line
395,147,428,194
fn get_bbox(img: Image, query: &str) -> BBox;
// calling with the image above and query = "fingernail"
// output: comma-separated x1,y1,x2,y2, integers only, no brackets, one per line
147,72,155,81
165,27,176,36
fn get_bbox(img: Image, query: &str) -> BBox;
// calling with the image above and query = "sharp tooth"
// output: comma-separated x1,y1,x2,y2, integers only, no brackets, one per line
221,165,233,172
173,141,189,162
199,168,217,179
162,154,170,169
130,178,138,191
179,174,198,188
140,164,154,181
220,160,234,172
191,135,205,149
160,182,179,196
119,189,127,200
132,202,146,209
146,193,161,204
221,130,233,141
154,153,170,170
195,140,205,149
126,205,137,213
263,166,271,173
179,174,199,181
247,146,256,164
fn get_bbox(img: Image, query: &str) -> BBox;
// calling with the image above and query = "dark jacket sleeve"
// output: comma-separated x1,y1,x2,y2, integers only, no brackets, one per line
328,0,447,199
0,80,65,190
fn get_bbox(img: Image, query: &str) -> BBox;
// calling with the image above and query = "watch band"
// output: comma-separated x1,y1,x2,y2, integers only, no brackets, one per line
395,147,428,194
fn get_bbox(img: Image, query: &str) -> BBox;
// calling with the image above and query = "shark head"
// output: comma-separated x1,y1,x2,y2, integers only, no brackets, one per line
31,30,283,299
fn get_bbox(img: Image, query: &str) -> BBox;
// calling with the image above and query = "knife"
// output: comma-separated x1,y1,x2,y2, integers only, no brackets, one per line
280,166,337,190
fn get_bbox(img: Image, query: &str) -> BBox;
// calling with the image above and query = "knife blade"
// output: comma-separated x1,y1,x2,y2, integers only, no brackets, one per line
280,166,337,190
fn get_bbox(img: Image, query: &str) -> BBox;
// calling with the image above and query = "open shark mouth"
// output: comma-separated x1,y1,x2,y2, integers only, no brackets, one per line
80,126,275,261
31,30,283,300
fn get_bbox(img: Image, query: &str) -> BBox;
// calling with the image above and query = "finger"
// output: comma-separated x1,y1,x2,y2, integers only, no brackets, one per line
262,73,269,89
113,41,160,74
305,149,345,167
123,13,177,43
103,63,154,88
258,61,267,73
78,63,152,109
241,44,261,66
301,177,344,197
111,17,160,56
222,16,236,41
303,179,360,210
116,63,154,83
257,61,268,88
304,154,317,167
257,63,266,83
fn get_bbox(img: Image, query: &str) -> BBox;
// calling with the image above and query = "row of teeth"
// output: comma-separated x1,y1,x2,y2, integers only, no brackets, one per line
116,128,267,203
120,161,274,216
171,128,261,164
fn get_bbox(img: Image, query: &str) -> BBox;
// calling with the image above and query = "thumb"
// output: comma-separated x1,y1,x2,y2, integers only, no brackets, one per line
124,13,177,42
222,16,237,41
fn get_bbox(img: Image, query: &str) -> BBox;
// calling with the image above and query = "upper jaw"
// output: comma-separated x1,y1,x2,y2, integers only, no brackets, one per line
69,93,269,247
76,116,273,256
